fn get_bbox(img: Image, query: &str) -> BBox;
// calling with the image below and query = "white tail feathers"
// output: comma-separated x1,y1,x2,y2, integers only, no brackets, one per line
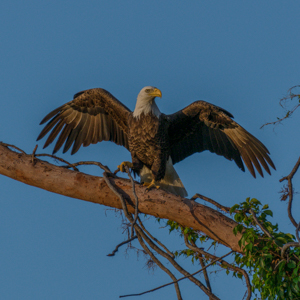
140,157,188,198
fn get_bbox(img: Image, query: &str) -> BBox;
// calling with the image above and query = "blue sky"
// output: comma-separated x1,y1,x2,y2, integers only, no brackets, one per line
1,1,300,299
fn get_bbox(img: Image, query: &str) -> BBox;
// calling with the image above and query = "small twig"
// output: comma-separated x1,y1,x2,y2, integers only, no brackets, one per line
260,103,300,129
64,160,111,173
191,193,231,213
107,236,137,257
124,166,139,237
35,153,79,171
0,142,26,154
31,144,38,164
261,85,300,129
120,251,232,298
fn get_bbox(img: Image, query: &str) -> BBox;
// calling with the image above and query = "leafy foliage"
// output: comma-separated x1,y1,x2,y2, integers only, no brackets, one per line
230,198,300,300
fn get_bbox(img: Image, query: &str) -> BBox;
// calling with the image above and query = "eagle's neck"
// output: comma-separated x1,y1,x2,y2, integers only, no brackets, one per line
133,98,161,119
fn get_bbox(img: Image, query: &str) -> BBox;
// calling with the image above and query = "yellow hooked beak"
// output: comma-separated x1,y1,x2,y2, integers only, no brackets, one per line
149,88,162,98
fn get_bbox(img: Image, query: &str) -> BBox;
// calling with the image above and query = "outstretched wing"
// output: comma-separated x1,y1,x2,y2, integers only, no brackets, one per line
167,101,275,178
37,88,131,154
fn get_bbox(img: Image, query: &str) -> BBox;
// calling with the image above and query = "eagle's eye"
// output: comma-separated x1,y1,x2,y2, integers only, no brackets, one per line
145,89,151,93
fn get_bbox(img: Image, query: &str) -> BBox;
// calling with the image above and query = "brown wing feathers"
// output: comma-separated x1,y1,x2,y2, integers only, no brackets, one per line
224,127,275,177
168,101,275,178
37,88,130,154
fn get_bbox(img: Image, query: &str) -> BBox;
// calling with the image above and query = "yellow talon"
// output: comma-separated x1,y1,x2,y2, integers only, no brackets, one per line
117,161,133,172
143,179,160,191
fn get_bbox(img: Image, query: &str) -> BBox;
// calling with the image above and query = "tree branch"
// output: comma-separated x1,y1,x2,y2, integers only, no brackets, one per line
0,143,243,253
279,156,300,228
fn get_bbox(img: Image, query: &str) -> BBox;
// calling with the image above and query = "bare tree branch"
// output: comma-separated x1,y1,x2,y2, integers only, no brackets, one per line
279,156,300,228
107,236,138,257
261,85,300,129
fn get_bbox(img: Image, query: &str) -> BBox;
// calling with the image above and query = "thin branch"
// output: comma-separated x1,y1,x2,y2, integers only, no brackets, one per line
296,222,300,244
261,85,300,129
120,251,233,298
260,103,300,128
198,253,212,297
107,236,137,257
280,222,300,259
0,142,26,154
191,193,231,213
281,242,300,258
184,235,251,300
64,160,111,173
35,153,79,171
249,209,274,239
279,156,300,228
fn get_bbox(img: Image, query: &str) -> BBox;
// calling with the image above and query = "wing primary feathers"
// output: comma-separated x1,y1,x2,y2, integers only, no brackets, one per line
37,115,62,141
244,146,264,177
239,147,256,177
82,115,92,147
53,124,72,154
71,113,88,154
39,105,65,125
63,129,78,153
43,119,65,149
86,115,96,146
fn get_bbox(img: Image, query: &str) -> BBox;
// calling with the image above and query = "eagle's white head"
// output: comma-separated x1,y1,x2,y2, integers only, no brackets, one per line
133,86,162,118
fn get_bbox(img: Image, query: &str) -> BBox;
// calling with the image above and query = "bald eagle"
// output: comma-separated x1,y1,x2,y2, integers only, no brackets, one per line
37,86,275,197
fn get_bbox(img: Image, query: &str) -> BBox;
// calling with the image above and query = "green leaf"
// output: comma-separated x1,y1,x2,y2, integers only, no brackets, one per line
234,214,242,222
230,204,240,214
288,261,296,269
262,204,269,209
251,198,261,205
260,258,265,269
275,237,287,245
264,210,273,217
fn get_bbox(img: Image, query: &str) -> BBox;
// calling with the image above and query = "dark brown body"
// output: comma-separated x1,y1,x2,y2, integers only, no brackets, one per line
128,113,170,181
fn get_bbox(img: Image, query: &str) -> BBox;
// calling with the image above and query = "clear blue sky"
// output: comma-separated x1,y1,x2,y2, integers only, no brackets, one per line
1,1,300,299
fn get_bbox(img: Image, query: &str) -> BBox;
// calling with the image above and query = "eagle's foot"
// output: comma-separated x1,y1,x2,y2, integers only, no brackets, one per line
143,179,160,192
117,161,133,172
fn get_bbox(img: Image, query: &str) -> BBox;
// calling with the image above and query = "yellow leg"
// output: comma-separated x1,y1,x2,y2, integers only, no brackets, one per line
117,161,133,172
143,179,160,191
